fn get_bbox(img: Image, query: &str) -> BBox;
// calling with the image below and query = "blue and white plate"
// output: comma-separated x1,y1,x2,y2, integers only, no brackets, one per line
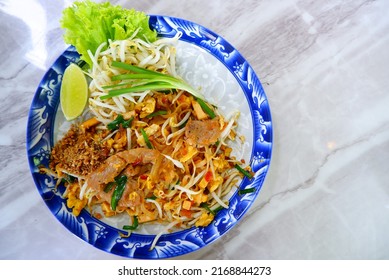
26,15,273,259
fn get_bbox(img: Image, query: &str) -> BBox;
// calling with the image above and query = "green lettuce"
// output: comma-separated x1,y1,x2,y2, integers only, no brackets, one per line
60,0,157,67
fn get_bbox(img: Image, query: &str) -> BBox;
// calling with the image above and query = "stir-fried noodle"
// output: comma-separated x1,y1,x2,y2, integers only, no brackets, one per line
47,31,251,249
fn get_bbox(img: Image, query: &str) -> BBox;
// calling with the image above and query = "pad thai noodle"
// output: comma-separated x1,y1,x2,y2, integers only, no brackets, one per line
46,30,252,249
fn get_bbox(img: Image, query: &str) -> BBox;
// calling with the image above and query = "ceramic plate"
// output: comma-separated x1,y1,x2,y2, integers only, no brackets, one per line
26,15,273,259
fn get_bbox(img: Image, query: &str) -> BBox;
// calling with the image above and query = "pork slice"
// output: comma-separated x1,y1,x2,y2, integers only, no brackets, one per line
185,119,221,146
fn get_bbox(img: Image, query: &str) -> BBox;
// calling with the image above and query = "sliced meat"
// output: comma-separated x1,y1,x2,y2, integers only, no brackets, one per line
86,148,159,192
117,148,159,166
86,154,127,191
185,119,222,146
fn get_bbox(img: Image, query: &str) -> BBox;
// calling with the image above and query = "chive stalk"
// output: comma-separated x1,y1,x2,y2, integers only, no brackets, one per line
234,164,253,179
103,181,115,193
147,194,157,200
200,203,223,215
200,203,215,215
123,216,139,230
196,98,216,119
100,61,204,100
146,110,167,118
140,128,153,149
238,187,256,195
111,175,127,211
107,114,133,130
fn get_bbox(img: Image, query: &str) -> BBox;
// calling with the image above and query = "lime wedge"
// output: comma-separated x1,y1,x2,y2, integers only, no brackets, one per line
60,63,88,120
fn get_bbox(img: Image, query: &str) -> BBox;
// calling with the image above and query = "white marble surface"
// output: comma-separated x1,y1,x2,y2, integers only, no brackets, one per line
1,0,389,260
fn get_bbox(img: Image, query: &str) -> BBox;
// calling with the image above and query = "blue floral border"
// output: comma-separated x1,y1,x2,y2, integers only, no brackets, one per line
26,16,272,259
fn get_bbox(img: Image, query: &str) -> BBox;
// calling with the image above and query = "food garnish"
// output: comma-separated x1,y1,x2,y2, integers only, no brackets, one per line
235,164,254,179
107,114,133,130
100,61,204,100
238,187,256,195
60,63,88,120
123,216,139,231
110,174,128,211
61,0,156,67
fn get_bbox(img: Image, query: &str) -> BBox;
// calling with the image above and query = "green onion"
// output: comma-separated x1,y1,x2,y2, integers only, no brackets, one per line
159,89,177,94
111,175,127,211
102,81,133,89
122,116,134,128
103,181,115,193
238,187,256,195
107,115,133,130
235,164,253,179
196,98,216,119
111,73,160,81
100,61,204,100
60,174,76,185
146,110,167,118
102,82,172,98
213,205,224,214
200,203,224,215
123,216,139,230
140,128,153,149
77,60,87,70
111,61,155,73
200,203,215,215
107,114,124,130
147,194,157,200
67,175,76,183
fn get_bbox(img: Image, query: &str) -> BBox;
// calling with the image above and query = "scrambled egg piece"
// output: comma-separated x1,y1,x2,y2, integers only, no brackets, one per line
129,191,140,204
192,193,208,205
213,157,230,171
66,183,87,216
163,200,180,212
179,145,198,163
191,100,208,120
195,212,214,227
137,124,159,146
208,175,223,193
138,97,156,118
101,201,116,217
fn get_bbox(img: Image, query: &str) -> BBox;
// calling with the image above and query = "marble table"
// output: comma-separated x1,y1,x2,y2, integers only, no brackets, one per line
1,0,388,260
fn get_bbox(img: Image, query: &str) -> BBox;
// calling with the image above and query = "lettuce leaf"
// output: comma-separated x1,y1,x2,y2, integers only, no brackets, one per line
60,0,157,67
